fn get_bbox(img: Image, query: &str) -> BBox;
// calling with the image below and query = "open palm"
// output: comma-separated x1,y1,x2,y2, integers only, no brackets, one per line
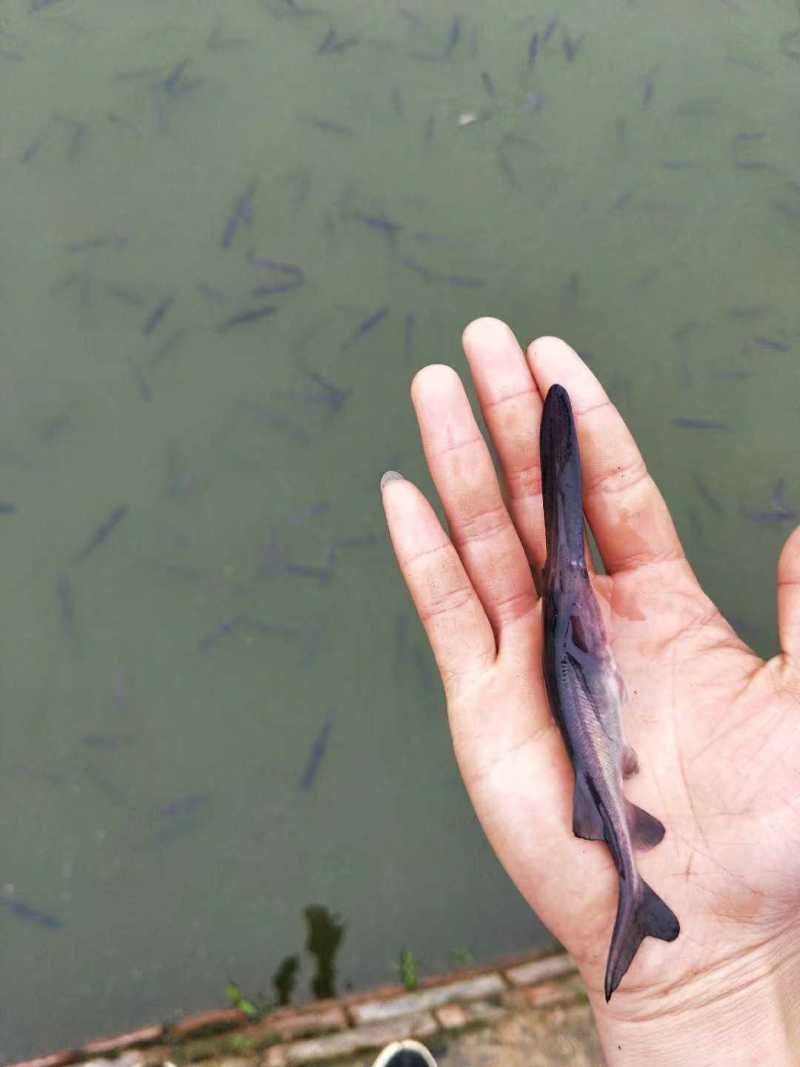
381,319,800,1039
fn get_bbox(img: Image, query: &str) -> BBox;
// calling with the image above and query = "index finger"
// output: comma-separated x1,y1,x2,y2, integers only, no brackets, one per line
527,337,690,578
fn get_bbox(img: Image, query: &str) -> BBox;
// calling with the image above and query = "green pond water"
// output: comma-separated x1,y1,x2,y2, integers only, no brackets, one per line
0,0,799,1058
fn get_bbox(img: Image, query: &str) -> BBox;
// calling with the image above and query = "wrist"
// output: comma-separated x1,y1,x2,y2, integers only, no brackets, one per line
589,939,800,1067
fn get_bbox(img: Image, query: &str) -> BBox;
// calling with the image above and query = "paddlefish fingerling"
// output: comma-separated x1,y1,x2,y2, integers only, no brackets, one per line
540,382,679,1000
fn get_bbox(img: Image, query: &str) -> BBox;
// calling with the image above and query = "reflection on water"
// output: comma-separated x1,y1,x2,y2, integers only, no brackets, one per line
0,0,799,1058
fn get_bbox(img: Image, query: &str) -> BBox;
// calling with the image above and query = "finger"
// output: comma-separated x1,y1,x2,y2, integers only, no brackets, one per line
777,525,800,667
527,337,690,578
410,364,538,646
461,318,548,577
381,472,496,689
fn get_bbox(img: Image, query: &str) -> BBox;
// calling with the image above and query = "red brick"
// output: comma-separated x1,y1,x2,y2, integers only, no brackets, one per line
5,1051,82,1067
81,1025,165,1056
435,1004,468,1030
523,981,582,1009
170,1006,248,1038
268,1003,347,1041
504,953,576,988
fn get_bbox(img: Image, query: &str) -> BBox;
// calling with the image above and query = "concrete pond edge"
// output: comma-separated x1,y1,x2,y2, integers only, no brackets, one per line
9,950,583,1067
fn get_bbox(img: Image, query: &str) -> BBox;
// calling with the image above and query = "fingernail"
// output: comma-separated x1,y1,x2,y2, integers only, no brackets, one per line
380,470,405,490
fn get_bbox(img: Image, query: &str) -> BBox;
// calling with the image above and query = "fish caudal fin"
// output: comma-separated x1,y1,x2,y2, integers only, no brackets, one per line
625,799,665,851
604,878,680,1001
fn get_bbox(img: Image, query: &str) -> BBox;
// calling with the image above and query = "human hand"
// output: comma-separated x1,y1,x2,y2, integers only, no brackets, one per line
380,318,800,1066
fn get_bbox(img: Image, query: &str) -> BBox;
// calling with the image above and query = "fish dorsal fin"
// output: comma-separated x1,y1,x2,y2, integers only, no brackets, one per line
573,774,606,842
625,800,665,851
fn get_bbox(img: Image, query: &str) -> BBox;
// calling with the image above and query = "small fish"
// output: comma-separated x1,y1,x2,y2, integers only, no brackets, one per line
317,28,359,54
288,500,330,525
206,21,247,51
642,73,654,108
217,305,277,331
562,30,584,62
352,212,403,241
221,181,257,249
527,31,539,65
308,116,353,135
401,257,436,282
445,274,486,288
80,733,133,751
250,257,305,295
780,28,800,61
161,59,199,97
143,296,174,336
671,417,730,431
745,480,797,524
541,384,679,999
753,336,791,352
299,712,334,790
0,896,62,930
563,272,579,305
341,306,389,349
196,615,247,653
672,321,702,343
443,15,461,58
285,561,333,585
693,474,724,515
56,572,78,643
408,14,460,62
83,763,128,807
74,505,128,561
302,371,352,414
61,117,88,162
542,14,559,42
158,793,210,820
732,131,769,170
144,792,211,847
247,402,310,445
481,71,495,97
404,312,416,362
727,305,768,320
113,668,129,713
67,236,128,254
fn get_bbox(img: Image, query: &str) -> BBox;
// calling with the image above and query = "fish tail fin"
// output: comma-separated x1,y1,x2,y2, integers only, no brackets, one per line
604,878,680,1001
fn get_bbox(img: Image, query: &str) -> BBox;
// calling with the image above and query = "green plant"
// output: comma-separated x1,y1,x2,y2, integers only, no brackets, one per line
398,949,419,991
225,981,260,1019
225,1034,258,1056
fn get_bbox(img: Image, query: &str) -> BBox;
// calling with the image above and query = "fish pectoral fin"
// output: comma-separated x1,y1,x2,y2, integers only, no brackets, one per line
572,775,606,841
622,745,639,779
625,800,665,850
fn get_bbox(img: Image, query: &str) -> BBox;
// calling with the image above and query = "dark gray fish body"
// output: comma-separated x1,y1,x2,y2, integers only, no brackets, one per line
540,384,679,1000
300,712,334,790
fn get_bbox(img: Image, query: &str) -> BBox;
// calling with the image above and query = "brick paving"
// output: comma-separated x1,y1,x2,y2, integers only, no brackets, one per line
6,950,602,1067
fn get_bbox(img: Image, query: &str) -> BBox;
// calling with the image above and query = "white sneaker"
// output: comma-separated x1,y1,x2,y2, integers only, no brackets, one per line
370,1039,439,1067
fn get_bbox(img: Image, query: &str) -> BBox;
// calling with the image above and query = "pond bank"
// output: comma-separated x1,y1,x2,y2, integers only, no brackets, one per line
9,950,602,1067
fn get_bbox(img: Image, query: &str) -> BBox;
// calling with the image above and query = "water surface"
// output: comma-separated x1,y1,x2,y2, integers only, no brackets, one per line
1,0,799,1057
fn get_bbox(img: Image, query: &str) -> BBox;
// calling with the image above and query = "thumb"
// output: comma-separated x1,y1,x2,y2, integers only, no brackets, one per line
777,525,800,666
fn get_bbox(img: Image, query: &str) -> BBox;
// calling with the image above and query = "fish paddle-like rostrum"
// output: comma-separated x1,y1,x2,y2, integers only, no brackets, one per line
540,383,679,1000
